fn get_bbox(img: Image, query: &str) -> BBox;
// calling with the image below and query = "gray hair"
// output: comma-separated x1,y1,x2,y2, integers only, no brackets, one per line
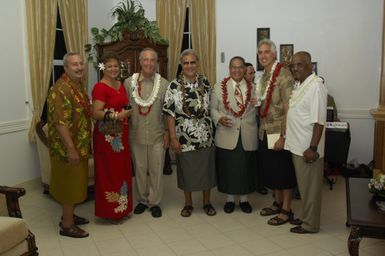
139,48,158,61
179,49,199,63
257,39,277,54
63,52,81,67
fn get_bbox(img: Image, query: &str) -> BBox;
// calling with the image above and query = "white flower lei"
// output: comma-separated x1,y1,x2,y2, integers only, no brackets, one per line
256,61,279,101
289,75,320,107
131,73,161,107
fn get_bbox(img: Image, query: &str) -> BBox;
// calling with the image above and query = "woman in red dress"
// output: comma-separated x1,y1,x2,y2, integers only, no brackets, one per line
92,53,133,223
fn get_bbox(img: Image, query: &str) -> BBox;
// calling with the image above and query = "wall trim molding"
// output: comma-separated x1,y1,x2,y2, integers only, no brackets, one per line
339,108,373,119
0,119,30,135
0,109,373,135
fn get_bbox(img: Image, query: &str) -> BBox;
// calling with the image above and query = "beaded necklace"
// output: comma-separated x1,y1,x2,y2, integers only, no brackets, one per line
63,74,91,118
178,73,207,119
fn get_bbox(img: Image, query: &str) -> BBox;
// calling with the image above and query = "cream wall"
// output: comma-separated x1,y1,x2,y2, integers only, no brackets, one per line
0,0,382,185
216,0,382,164
0,0,39,185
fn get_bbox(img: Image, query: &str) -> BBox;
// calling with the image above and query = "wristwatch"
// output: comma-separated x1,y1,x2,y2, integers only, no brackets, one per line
280,134,286,139
309,145,318,152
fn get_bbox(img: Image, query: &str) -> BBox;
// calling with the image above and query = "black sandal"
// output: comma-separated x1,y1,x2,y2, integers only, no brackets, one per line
203,204,217,216
59,224,89,238
267,208,293,226
260,201,282,216
181,205,193,217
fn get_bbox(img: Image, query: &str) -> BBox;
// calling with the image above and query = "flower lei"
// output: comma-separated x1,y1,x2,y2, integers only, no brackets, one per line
257,62,282,118
63,74,91,118
289,75,320,107
221,77,252,117
131,73,161,116
178,73,207,119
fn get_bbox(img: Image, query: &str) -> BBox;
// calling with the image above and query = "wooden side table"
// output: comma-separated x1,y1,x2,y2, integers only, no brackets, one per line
346,177,385,255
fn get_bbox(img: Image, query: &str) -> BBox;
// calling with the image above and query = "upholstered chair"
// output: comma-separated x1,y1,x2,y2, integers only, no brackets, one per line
0,186,38,255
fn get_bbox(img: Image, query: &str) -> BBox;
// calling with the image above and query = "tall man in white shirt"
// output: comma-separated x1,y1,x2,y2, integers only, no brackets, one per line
285,51,327,233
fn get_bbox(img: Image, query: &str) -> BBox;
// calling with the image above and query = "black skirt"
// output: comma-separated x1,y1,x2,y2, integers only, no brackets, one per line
216,136,256,195
258,133,297,189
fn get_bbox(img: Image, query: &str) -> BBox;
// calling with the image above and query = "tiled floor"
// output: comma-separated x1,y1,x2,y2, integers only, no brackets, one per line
18,171,385,256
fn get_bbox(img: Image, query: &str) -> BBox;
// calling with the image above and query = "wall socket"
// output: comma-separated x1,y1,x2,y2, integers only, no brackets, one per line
221,52,225,63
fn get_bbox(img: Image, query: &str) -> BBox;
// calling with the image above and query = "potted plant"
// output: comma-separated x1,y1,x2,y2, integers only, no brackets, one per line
85,0,168,68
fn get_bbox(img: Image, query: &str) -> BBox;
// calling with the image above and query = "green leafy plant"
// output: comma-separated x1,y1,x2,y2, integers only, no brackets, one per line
85,0,167,68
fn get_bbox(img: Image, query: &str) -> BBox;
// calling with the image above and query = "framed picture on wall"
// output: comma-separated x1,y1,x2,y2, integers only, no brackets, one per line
279,44,294,67
312,62,318,74
256,28,270,71
257,28,270,43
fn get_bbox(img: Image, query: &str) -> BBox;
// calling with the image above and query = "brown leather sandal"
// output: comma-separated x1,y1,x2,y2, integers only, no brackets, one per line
260,201,282,216
61,215,89,225
290,225,313,234
203,204,217,216
290,218,303,226
181,205,193,217
59,224,89,238
267,208,293,226
73,215,89,225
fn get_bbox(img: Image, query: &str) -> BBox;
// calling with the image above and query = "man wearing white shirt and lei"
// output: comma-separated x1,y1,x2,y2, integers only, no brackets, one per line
124,48,169,218
285,51,327,233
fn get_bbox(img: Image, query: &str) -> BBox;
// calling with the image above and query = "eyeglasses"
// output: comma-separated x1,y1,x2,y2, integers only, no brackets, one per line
182,61,197,66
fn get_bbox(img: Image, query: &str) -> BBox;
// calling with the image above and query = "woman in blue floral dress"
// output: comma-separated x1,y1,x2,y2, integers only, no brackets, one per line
163,49,217,217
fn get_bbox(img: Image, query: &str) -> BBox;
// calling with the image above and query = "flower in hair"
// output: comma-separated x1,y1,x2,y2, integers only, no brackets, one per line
98,62,105,71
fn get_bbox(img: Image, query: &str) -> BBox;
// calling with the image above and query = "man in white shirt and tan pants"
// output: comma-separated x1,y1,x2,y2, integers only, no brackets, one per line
285,51,327,233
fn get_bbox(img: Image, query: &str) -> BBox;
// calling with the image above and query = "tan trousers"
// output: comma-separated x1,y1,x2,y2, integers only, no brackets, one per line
292,154,324,232
131,142,165,206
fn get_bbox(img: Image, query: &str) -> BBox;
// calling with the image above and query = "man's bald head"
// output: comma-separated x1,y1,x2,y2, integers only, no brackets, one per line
290,51,313,83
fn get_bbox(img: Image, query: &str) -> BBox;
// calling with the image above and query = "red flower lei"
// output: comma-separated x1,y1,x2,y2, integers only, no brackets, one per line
258,63,282,118
63,74,91,118
136,78,152,116
221,77,252,117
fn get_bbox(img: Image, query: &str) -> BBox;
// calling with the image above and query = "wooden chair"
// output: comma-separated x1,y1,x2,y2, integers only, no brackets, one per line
0,186,38,255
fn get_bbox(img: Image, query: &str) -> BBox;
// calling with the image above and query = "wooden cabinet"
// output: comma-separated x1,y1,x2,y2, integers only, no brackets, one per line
97,31,169,80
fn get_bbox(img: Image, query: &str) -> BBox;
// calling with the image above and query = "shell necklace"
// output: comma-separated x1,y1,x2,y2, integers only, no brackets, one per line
289,74,320,107
131,73,161,107
256,60,279,101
